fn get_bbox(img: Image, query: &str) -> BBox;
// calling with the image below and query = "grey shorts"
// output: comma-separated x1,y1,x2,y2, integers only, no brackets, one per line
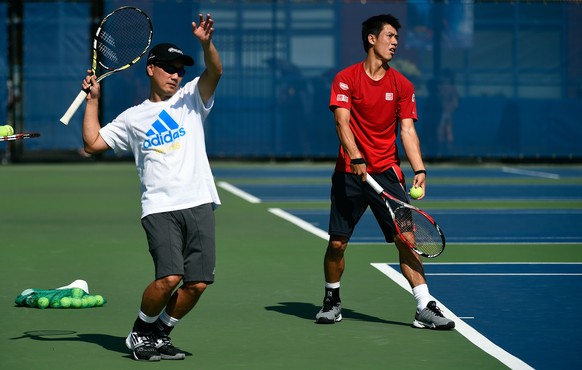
141,203,216,284
328,168,409,243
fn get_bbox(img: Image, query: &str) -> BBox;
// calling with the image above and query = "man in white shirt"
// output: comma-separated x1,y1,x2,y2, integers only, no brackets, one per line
81,14,222,362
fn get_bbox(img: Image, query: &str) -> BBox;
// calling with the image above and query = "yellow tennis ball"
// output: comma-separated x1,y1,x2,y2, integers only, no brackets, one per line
37,297,50,309
71,288,84,298
0,125,13,136
60,297,72,308
410,186,423,199
94,295,105,306
70,298,83,308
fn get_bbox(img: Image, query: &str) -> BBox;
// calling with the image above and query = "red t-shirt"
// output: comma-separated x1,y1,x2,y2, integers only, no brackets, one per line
329,62,418,174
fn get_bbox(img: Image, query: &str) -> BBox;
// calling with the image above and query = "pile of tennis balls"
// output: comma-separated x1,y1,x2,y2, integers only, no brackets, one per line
38,288,106,309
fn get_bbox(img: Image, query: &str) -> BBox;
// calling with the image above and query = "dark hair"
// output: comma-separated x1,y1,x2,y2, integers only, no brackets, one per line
361,14,401,52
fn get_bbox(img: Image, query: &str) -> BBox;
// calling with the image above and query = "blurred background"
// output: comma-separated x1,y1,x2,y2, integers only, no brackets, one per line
1,0,581,163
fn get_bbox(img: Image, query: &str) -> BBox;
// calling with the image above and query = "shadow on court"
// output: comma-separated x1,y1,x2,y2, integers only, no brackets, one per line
264,302,411,327
9,331,162,357
10,331,127,353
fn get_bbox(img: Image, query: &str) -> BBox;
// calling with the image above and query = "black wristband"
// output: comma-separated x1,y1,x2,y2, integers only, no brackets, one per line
351,158,366,165
414,169,427,176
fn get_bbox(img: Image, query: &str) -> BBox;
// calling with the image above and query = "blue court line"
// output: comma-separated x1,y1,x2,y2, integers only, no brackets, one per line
383,263,582,370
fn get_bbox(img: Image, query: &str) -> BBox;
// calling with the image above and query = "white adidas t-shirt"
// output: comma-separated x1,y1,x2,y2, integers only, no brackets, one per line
99,77,220,218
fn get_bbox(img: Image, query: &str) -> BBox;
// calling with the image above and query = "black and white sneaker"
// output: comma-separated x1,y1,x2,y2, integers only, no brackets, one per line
413,301,455,330
154,333,186,360
315,298,342,324
125,331,161,361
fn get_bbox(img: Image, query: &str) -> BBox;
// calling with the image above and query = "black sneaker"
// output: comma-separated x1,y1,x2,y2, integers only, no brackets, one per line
125,331,161,361
413,301,455,330
154,334,186,360
315,298,342,324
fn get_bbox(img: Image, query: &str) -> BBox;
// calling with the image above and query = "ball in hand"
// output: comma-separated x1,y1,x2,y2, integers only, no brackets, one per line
409,186,423,199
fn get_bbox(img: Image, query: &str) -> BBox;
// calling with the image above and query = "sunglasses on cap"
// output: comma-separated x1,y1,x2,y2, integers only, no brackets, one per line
155,63,186,77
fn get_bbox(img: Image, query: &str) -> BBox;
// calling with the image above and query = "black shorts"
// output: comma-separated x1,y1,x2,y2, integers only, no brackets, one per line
141,203,216,284
328,167,409,243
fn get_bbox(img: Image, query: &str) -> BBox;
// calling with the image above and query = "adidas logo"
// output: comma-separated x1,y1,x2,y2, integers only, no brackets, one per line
143,110,186,149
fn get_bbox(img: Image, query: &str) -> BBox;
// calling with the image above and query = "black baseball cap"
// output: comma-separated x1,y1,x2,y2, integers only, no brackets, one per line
147,43,194,66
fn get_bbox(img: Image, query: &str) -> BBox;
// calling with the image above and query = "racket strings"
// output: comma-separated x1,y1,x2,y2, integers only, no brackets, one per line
96,9,152,70
394,207,443,257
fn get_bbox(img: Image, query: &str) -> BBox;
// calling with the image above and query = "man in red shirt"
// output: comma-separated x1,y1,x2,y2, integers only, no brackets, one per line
316,14,454,330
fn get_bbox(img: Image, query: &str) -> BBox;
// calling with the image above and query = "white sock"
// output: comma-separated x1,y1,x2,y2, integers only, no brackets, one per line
159,310,180,327
412,284,432,311
138,310,159,323
325,282,340,289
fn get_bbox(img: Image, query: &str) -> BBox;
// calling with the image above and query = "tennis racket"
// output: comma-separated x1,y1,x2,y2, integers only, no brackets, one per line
366,173,445,258
59,6,153,125
0,132,41,142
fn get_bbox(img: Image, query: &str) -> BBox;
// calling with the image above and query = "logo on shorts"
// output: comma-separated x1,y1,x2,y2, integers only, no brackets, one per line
143,110,186,150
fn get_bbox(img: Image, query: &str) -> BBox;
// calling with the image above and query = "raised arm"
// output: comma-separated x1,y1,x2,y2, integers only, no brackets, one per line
192,14,223,104
82,71,110,154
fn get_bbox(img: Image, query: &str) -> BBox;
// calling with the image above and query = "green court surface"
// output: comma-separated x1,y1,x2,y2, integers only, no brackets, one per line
2,162,580,370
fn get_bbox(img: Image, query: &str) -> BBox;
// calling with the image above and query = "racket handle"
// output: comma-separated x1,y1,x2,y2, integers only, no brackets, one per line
60,90,89,125
365,173,384,194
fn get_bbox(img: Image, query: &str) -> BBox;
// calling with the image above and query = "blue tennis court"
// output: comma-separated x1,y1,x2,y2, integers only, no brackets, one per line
387,262,582,370
216,164,582,369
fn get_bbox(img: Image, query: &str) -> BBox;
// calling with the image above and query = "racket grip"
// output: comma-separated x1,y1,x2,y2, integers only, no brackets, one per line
60,90,89,125
365,173,384,194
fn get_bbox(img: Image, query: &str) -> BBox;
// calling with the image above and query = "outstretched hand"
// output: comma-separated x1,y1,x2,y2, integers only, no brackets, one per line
192,14,214,44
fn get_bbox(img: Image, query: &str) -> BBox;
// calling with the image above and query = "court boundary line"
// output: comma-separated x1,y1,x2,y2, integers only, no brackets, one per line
371,263,534,370
501,166,560,179
218,181,261,203
268,208,329,239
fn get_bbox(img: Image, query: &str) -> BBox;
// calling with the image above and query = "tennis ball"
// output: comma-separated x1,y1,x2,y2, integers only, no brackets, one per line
85,295,96,307
71,288,85,299
409,186,423,199
81,297,89,308
0,125,13,136
37,297,50,309
82,296,96,308
94,295,105,306
60,297,72,308
70,297,83,308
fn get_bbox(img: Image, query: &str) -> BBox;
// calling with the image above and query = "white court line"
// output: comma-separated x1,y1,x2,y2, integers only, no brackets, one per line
268,208,329,240
217,181,261,204
427,273,582,276
501,166,560,179
371,263,534,370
